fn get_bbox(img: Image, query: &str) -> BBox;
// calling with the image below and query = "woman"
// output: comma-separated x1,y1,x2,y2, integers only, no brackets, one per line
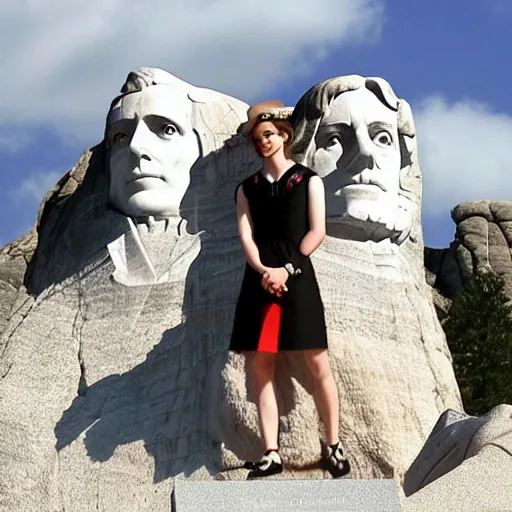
230,100,351,479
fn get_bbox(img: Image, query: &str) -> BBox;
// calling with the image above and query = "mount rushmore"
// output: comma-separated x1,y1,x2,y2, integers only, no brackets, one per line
0,67,510,511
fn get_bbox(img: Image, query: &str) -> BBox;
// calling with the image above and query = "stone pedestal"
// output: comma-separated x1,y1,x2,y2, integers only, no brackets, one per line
172,479,401,512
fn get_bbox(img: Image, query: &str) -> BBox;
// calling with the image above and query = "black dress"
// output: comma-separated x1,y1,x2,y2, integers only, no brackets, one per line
230,163,327,353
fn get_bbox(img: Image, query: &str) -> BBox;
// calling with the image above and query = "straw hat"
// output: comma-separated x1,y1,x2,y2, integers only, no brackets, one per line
241,100,294,135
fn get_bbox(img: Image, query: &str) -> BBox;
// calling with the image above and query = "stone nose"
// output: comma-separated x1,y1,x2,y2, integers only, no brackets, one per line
129,121,152,161
354,127,375,169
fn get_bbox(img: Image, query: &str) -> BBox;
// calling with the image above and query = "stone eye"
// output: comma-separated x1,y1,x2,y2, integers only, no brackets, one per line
112,132,127,145
326,135,340,147
373,131,392,147
163,124,178,137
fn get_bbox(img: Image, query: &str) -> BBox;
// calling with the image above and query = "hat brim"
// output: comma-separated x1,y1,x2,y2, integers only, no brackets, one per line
242,107,294,136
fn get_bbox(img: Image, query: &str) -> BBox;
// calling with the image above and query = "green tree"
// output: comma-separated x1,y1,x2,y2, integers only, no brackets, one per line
443,271,512,416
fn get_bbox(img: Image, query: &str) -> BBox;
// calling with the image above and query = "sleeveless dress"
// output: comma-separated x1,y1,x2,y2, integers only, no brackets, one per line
230,163,327,353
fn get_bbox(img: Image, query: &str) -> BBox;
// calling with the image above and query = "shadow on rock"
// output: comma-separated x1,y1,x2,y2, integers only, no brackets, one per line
53,139,253,483
54,254,229,482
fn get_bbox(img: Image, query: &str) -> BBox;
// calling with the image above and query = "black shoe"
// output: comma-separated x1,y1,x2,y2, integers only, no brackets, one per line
322,441,351,478
246,450,283,479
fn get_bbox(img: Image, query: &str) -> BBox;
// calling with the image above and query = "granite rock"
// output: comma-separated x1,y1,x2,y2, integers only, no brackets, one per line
0,231,36,333
0,69,257,512
425,200,512,302
218,76,462,483
0,71,464,512
403,405,512,511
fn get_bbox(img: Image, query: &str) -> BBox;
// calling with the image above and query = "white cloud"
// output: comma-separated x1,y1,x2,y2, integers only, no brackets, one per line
414,96,512,218
9,171,61,205
0,0,383,144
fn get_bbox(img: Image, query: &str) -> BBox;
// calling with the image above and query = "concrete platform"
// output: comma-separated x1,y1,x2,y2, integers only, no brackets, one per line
172,479,401,511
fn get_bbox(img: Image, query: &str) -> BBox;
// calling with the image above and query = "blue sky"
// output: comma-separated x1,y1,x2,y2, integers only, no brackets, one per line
1,0,511,249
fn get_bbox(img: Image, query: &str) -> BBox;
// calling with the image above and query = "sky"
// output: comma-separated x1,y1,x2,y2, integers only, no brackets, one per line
1,0,511,249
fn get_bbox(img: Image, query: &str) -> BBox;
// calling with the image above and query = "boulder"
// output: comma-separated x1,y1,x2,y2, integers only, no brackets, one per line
425,200,512,302
403,405,512,511
0,231,36,333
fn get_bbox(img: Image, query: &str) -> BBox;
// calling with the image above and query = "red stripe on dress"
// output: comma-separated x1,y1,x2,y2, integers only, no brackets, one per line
257,303,282,353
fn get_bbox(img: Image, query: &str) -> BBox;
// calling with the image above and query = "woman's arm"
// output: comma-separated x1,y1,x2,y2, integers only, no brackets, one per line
236,185,268,275
299,175,326,256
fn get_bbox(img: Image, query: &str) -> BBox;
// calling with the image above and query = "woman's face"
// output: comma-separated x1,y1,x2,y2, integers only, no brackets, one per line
250,121,286,158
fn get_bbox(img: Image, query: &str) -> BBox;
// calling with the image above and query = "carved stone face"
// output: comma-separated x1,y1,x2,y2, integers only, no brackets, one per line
107,84,200,218
312,88,402,237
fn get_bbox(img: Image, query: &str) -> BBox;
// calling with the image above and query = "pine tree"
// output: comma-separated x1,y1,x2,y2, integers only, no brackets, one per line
443,271,512,416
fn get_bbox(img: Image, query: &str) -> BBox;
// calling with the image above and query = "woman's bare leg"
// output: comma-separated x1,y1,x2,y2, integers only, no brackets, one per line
247,351,279,451
303,348,340,445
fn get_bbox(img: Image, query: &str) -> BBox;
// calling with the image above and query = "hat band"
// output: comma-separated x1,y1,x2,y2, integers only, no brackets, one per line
259,111,291,122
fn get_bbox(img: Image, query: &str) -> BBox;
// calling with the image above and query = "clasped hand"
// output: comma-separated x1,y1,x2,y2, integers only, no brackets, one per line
261,267,288,297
